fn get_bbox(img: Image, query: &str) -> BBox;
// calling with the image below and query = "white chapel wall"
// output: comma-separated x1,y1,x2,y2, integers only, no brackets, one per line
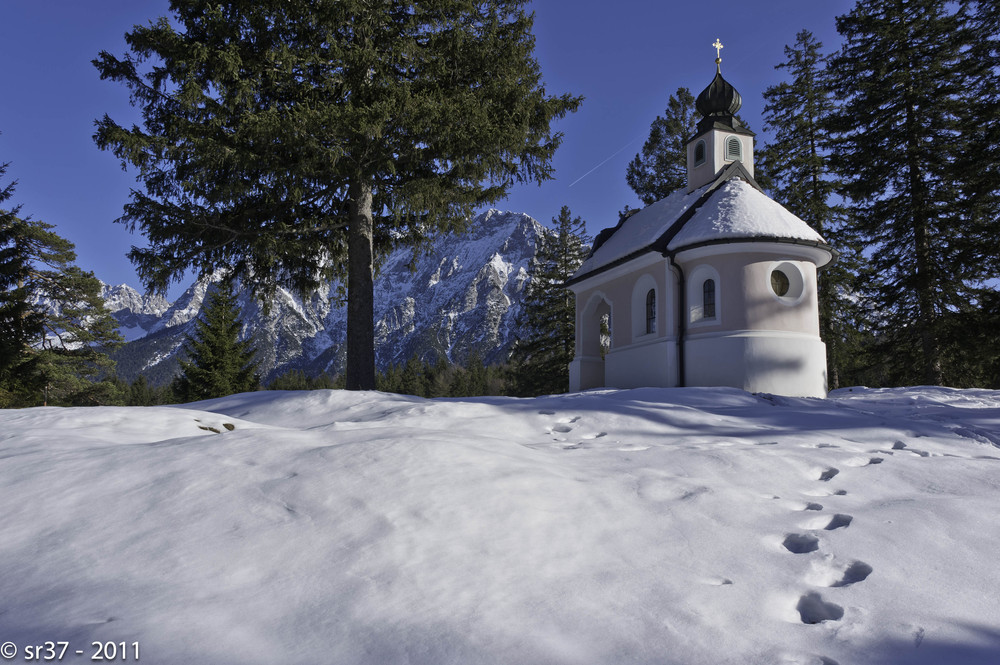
569,259,678,390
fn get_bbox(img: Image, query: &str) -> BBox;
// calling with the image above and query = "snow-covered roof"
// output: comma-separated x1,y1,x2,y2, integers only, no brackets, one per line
667,178,825,250
568,164,831,285
573,186,706,278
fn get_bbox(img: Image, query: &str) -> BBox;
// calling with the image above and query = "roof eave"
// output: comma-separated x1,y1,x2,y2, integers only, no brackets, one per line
670,235,839,267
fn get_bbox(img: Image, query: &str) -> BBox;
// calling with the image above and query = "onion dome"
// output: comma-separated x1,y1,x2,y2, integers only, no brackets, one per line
693,39,750,135
696,70,742,118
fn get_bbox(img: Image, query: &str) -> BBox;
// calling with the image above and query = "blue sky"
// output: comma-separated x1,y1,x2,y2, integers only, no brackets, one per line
0,1,854,298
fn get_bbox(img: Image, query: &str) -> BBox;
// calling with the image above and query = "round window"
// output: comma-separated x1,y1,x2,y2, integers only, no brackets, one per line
770,269,790,297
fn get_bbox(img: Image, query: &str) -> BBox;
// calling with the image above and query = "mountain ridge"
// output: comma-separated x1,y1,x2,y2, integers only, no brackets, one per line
103,209,548,385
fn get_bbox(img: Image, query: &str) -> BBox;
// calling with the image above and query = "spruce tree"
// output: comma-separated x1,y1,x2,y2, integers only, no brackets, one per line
509,206,589,396
826,0,1000,386
626,88,697,205
758,30,867,389
174,278,260,401
0,160,42,388
94,0,581,391
0,157,124,406
398,355,427,397
463,351,489,397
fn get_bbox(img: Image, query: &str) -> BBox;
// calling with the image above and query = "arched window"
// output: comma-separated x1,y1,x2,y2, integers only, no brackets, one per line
694,140,707,166
631,274,658,340
645,289,656,334
687,265,720,325
703,279,716,319
725,136,742,161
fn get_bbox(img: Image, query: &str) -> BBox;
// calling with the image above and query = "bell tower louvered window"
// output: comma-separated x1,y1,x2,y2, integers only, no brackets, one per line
694,140,706,166
725,136,742,161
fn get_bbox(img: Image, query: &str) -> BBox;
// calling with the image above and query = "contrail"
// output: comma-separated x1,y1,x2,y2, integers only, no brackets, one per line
568,138,638,188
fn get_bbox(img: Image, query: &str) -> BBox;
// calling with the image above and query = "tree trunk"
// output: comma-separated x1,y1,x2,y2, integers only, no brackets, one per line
905,94,943,386
346,180,376,391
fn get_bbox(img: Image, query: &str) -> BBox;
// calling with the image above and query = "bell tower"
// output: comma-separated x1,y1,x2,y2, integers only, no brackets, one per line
686,39,756,192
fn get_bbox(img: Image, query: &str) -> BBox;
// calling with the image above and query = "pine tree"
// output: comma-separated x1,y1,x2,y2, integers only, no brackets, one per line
174,278,260,401
376,363,402,394
826,0,1000,386
758,30,867,389
398,355,427,397
0,160,42,389
0,157,124,406
509,206,590,396
463,350,489,396
94,0,581,392
626,88,697,205
423,355,452,398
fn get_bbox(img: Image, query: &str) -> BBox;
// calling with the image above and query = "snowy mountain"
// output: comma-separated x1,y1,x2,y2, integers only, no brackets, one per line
2,386,998,664
105,209,545,384
99,284,171,342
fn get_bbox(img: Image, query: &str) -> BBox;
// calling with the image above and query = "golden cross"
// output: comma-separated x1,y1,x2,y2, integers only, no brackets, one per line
713,38,724,61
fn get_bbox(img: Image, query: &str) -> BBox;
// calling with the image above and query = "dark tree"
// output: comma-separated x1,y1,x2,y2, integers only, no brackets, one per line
509,206,589,396
398,355,428,397
0,158,124,406
826,0,1000,386
94,0,581,391
758,30,867,389
626,88,697,205
174,278,260,401
0,160,42,389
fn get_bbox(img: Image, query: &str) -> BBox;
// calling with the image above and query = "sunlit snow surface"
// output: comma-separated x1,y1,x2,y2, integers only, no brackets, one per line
1,387,999,664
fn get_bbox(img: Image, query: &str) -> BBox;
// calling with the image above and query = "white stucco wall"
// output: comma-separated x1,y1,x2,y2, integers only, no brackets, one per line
685,330,828,397
569,242,830,396
605,338,677,389
569,255,676,392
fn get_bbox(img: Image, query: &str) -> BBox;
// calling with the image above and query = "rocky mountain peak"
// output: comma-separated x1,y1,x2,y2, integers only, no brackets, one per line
106,210,550,385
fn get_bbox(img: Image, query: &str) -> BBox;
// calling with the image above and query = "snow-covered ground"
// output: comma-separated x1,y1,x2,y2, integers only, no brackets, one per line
1,386,999,664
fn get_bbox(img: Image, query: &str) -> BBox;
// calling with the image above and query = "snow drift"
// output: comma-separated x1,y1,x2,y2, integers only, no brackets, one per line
1,386,998,664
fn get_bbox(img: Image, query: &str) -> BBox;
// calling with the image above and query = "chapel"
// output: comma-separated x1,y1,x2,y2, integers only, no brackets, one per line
565,43,836,398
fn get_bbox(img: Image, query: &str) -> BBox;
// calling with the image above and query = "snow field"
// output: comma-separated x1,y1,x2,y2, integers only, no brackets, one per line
0,386,998,664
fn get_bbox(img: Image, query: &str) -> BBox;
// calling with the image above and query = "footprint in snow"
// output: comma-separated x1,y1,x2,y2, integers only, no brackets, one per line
893,440,930,457
817,467,840,482
780,654,840,665
800,513,853,531
703,576,734,586
844,456,884,467
783,533,820,554
807,558,873,588
546,416,581,436
801,488,848,497
796,592,844,624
